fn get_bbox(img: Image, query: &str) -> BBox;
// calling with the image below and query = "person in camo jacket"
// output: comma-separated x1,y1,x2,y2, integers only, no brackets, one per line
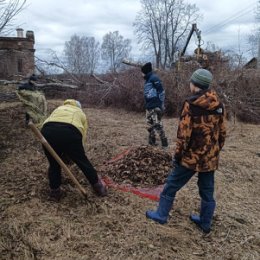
146,68,226,234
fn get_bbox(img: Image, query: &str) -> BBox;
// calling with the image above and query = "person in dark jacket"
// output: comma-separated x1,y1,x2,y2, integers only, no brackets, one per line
141,62,168,148
146,69,226,233
41,99,107,200
18,74,38,91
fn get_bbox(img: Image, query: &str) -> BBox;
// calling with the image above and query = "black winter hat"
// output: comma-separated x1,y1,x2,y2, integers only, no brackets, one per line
141,62,152,75
29,74,37,82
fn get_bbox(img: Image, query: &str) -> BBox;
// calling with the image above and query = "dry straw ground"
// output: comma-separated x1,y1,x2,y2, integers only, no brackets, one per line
0,101,259,260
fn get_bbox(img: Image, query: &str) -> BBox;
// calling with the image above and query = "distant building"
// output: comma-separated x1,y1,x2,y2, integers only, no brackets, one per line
244,57,257,69
0,28,35,80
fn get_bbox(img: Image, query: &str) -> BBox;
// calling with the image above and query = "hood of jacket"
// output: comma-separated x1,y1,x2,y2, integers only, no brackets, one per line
63,99,81,108
188,89,221,111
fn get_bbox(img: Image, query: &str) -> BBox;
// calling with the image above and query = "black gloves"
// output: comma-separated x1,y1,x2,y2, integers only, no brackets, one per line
172,155,181,168
25,113,30,125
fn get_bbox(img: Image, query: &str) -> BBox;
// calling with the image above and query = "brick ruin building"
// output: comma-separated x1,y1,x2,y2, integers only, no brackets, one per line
0,28,35,80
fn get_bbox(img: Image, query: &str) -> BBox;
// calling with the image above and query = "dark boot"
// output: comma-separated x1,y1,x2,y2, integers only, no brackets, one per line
92,178,108,197
49,187,63,202
190,200,216,233
161,137,168,148
146,195,174,224
148,135,157,146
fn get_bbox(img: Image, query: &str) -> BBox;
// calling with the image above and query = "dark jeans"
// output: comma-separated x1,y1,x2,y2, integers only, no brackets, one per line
41,122,98,189
161,164,215,203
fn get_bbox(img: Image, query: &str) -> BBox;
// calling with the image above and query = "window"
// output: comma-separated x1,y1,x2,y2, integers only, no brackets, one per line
17,59,23,73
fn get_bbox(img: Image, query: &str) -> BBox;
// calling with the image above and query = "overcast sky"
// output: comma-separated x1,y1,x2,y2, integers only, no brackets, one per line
12,0,259,61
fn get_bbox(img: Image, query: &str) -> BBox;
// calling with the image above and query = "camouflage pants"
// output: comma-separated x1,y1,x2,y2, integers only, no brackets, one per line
146,108,167,145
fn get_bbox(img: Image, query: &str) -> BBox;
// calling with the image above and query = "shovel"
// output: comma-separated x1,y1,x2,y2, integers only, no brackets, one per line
28,120,88,198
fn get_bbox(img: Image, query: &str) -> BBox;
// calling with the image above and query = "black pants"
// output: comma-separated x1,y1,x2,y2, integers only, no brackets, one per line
41,122,98,189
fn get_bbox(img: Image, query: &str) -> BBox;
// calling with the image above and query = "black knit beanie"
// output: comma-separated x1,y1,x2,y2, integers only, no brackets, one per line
29,74,37,82
141,62,152,75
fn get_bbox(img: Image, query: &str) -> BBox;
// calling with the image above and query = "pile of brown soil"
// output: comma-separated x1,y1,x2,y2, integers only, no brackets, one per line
101,146,172,186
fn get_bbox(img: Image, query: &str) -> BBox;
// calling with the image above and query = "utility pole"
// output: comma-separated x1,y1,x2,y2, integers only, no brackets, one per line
258,36,260,69
257,1,260,69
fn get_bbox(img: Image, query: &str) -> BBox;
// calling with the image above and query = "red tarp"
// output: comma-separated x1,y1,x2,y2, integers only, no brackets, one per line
101,175,163,201
101,148,164,201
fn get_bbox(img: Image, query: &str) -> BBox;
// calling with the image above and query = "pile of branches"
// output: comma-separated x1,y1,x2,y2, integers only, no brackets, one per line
78,65,260,123
102,146,173,186
217,69,260,124
0,77,79,103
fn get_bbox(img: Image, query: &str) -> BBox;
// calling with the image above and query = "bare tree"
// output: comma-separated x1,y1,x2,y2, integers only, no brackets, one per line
35,49,83,85
134,0,201,68
224,49,246,69
64,34,100,76
101,31,132,73
247,34,258,57
247,1,260,58
86,37,100,74
0,0,26,35
35,52,64,77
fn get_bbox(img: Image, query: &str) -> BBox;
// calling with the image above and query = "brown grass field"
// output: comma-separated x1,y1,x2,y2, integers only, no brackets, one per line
0,100,259,260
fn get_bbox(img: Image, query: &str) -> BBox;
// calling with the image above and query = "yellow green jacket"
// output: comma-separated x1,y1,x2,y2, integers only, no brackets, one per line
16,89,47,127
43,99,88,144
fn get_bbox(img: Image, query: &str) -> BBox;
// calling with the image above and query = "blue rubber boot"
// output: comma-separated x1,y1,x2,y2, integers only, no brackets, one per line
190,200,216,233
146,195,174,224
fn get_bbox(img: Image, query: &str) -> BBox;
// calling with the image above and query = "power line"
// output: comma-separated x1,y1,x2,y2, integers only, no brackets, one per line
204,2,257,35
205,8,254,35
204,6,254,34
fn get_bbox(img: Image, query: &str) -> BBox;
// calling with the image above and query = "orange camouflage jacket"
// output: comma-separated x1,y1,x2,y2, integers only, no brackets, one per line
174,89,226,172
